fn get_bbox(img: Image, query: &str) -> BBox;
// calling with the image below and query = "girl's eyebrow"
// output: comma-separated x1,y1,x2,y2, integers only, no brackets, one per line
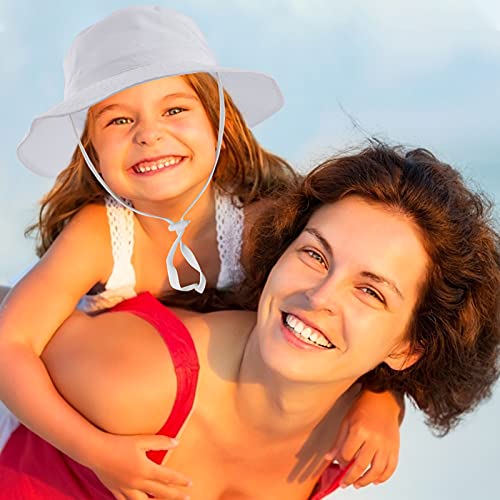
304,227,404,300
94,93,199,119
160,92,199,101
94,103,124,119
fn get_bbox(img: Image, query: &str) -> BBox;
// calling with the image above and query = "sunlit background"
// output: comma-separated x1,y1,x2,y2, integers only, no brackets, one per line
1,1,499,498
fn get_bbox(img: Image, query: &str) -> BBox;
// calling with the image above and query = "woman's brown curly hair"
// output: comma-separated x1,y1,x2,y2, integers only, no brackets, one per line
231,142,500,435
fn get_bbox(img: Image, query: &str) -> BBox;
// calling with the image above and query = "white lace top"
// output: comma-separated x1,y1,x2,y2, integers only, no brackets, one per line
79,190,245,313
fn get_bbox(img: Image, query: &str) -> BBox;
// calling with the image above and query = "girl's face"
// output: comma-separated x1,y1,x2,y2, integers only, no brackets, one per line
89,75,217,204
255,195,428,385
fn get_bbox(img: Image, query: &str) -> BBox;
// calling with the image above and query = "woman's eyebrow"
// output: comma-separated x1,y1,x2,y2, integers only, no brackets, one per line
305,227,404,300
361,271,404,300
304,227,333,257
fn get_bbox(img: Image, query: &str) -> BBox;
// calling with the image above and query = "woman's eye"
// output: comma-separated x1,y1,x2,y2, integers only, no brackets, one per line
165,107,185,116
360,286,385,303
109,117,132,126
304,249,327,267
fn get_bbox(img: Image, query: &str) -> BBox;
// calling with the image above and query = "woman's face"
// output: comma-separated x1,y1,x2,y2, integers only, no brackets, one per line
89,75,217,205
255,195,429,384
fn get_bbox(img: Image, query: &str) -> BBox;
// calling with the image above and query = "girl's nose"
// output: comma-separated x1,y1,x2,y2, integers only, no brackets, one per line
134,121,164,146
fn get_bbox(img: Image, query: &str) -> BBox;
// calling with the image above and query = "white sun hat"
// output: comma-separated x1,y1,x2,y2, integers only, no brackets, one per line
17,5,283,177
17,5,284,294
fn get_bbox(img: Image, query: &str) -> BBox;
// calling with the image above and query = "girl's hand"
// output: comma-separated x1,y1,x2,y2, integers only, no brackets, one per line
92,433,192,500
325,390,403,489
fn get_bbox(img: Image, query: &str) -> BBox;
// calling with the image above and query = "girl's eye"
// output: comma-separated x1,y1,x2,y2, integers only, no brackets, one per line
360,286,385,304
303,249,327,268
165,107,186,116
109,117,133,126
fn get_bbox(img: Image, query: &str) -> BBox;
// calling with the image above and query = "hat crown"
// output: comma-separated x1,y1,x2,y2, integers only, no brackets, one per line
64,6,216,98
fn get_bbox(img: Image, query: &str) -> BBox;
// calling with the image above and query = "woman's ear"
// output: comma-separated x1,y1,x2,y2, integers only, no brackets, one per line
384,340,422,371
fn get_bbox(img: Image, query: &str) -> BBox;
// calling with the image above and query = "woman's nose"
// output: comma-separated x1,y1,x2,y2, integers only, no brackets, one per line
304,277,341,315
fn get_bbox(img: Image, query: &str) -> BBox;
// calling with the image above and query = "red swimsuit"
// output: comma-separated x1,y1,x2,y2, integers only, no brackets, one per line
0,293,345,499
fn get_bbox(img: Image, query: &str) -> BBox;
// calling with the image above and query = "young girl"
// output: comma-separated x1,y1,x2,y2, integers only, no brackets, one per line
0,6,403,498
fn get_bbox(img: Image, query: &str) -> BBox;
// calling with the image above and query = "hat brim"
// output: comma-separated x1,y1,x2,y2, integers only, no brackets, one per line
18,62,283,177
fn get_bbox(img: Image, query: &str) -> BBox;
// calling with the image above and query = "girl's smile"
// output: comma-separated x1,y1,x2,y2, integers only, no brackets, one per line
129,155,185,175
90,75,217,204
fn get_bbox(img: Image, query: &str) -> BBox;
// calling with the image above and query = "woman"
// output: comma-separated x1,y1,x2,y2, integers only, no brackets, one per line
1,143,498,500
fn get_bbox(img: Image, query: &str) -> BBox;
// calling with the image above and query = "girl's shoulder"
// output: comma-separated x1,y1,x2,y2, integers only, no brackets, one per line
67,201,109,234
48,202,113,287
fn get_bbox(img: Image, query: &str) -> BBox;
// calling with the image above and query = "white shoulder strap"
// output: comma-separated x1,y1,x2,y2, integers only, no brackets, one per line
215,189,245,290
104,196,137,291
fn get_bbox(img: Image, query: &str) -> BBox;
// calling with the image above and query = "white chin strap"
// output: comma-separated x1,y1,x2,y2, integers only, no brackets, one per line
70,72,226,294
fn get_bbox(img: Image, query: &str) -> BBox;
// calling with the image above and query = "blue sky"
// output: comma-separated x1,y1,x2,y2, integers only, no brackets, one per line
1,1,499,498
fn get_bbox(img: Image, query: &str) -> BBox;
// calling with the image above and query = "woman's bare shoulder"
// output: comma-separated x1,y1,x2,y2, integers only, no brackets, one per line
43,309,177,435
181,309,255,373
182,309,255,342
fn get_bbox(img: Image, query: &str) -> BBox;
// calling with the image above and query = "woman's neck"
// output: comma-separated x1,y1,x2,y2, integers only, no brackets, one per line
234,328,358,441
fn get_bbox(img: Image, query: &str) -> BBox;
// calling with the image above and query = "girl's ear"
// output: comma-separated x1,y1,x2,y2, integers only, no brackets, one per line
384,340,422,371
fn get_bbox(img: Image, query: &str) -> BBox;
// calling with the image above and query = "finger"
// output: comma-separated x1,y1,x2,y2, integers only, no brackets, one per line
335,430,366,467
121,490,149,500
324,421,349,462
143,481,191,500
150,464,192,487
140,435,179,451
340,444,374,487
353,451,387,488
374,452,398,485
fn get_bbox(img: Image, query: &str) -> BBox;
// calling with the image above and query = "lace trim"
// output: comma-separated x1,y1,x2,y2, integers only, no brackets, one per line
215,190,245,290
79,197,136,313
105,196,136,290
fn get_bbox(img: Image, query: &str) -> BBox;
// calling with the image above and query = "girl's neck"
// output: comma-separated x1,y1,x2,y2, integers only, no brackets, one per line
234,328,358,441
132,185,216,242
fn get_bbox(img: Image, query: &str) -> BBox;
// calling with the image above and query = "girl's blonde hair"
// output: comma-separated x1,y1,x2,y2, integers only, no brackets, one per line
26,73,298,256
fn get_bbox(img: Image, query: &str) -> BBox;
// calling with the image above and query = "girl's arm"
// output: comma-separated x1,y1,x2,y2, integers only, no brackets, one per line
0,205,113,458
326,389,404,489
0,205,190,498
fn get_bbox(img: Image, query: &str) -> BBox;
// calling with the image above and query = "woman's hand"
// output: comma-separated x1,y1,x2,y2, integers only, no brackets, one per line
325,389,403,489
91,433,192,500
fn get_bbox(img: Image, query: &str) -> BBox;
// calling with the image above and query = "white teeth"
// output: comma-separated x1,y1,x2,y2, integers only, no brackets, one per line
284,313,334,349
133,157,182,174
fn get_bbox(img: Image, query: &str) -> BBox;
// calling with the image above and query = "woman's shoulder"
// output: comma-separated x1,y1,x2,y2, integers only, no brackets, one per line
181,309,255,371
180,309,255,343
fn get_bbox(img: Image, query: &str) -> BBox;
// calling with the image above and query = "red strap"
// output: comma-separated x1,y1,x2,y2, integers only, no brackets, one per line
111,293,200,464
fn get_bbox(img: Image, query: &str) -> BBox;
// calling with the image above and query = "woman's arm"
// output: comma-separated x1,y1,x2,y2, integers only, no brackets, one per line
42,306,191,498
